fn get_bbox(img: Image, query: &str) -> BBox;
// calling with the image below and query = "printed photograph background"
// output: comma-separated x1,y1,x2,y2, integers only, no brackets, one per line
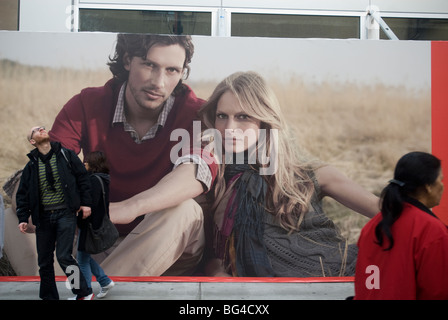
0,32,431,250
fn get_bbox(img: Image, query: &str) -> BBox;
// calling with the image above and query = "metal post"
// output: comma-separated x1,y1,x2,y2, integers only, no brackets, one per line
366,5,399,40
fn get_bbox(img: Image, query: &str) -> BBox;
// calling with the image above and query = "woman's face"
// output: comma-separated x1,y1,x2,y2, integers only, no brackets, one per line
215,90,262,154
427,169,444,208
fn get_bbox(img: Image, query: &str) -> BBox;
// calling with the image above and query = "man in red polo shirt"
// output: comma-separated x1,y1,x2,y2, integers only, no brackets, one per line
49,34,217,277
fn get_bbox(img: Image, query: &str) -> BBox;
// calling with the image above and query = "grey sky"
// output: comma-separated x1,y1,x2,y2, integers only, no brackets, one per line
0,31,430,90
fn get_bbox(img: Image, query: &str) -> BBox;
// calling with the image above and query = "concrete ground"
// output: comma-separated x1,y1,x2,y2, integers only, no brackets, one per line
0,277,354,300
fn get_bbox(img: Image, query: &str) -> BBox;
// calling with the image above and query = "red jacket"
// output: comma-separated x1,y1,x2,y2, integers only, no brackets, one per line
50,79,217,234
354,201,448,300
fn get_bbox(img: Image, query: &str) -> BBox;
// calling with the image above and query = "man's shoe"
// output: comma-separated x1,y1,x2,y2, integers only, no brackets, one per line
78,293,95,300
97,280,115,299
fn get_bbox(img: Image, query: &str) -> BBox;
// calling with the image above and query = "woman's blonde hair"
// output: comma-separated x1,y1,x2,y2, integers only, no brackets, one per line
199,71,322,231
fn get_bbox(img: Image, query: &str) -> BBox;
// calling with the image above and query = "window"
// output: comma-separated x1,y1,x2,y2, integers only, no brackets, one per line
0,0,19,30
79,9,212,35
231,13,359,39
381,17,448,40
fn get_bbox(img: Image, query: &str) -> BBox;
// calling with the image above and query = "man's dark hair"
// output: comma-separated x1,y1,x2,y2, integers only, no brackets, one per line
107,34,194,94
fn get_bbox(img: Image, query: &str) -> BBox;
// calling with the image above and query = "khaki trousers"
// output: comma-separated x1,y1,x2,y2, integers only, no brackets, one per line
97,199,205,276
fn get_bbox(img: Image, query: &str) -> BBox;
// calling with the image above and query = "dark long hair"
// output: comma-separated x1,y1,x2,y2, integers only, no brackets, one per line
376,151,441,250
107,33,194,95
84,151,110,174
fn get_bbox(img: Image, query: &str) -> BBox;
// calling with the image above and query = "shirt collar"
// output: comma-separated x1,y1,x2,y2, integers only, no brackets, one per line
112,82,175,144
404,196,437,219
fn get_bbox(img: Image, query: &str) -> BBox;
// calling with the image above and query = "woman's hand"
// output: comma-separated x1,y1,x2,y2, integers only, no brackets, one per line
204,258,232,277
78,206,91,219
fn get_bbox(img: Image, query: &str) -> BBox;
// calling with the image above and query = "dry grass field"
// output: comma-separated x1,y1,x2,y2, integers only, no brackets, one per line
0,59,431,250
271,78,431,242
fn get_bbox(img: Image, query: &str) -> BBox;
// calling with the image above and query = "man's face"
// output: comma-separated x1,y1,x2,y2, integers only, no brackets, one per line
124,44,185,114
29,126,49,144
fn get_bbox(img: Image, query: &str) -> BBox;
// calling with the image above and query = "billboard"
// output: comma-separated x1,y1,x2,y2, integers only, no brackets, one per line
0,31,440,278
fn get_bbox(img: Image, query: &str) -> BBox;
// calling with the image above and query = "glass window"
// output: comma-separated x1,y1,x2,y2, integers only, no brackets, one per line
79,9,211,35
231,13,359,39
0,0,19,30
381,18,448,40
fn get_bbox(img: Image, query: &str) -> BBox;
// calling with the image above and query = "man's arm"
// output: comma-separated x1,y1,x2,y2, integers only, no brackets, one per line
49,95,84,154
64,148,93,209
15,167,31,225
109,163,205,224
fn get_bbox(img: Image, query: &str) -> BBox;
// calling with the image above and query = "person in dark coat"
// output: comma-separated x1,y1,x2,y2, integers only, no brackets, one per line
16,126,93,300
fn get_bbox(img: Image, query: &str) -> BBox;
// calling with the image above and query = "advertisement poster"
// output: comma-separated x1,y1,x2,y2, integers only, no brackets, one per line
0,31,438,278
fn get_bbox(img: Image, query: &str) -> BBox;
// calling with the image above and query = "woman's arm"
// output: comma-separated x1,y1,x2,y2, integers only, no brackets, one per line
315,165,380,218
109,163,205,224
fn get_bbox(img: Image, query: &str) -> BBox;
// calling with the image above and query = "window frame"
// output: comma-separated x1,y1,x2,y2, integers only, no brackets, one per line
74,1,448,39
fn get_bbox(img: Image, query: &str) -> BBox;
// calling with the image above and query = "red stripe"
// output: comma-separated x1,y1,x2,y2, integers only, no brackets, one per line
0,276,353,283
431,41,448,225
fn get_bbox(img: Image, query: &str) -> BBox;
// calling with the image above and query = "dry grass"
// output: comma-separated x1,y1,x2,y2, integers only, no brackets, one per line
271,77,431,242
0,60,111,204
1,60,431,248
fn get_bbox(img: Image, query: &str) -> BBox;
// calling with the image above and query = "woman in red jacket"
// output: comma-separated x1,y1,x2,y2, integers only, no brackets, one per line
355,151,448,300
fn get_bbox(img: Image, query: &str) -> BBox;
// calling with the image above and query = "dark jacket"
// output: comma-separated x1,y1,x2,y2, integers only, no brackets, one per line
77,173,110,251
16,142,92,227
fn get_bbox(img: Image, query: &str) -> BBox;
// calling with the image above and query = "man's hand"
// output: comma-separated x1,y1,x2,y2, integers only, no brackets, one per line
78,206,92,219
18,222,29,234
18,220,36,234
109,201,136,225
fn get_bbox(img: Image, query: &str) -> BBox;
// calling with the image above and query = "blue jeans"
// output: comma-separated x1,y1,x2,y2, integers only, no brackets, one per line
77,232,112,288
36,208,92,300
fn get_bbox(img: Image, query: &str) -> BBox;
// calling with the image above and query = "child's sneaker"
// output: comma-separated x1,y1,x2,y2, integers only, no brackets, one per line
97,280,115,299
